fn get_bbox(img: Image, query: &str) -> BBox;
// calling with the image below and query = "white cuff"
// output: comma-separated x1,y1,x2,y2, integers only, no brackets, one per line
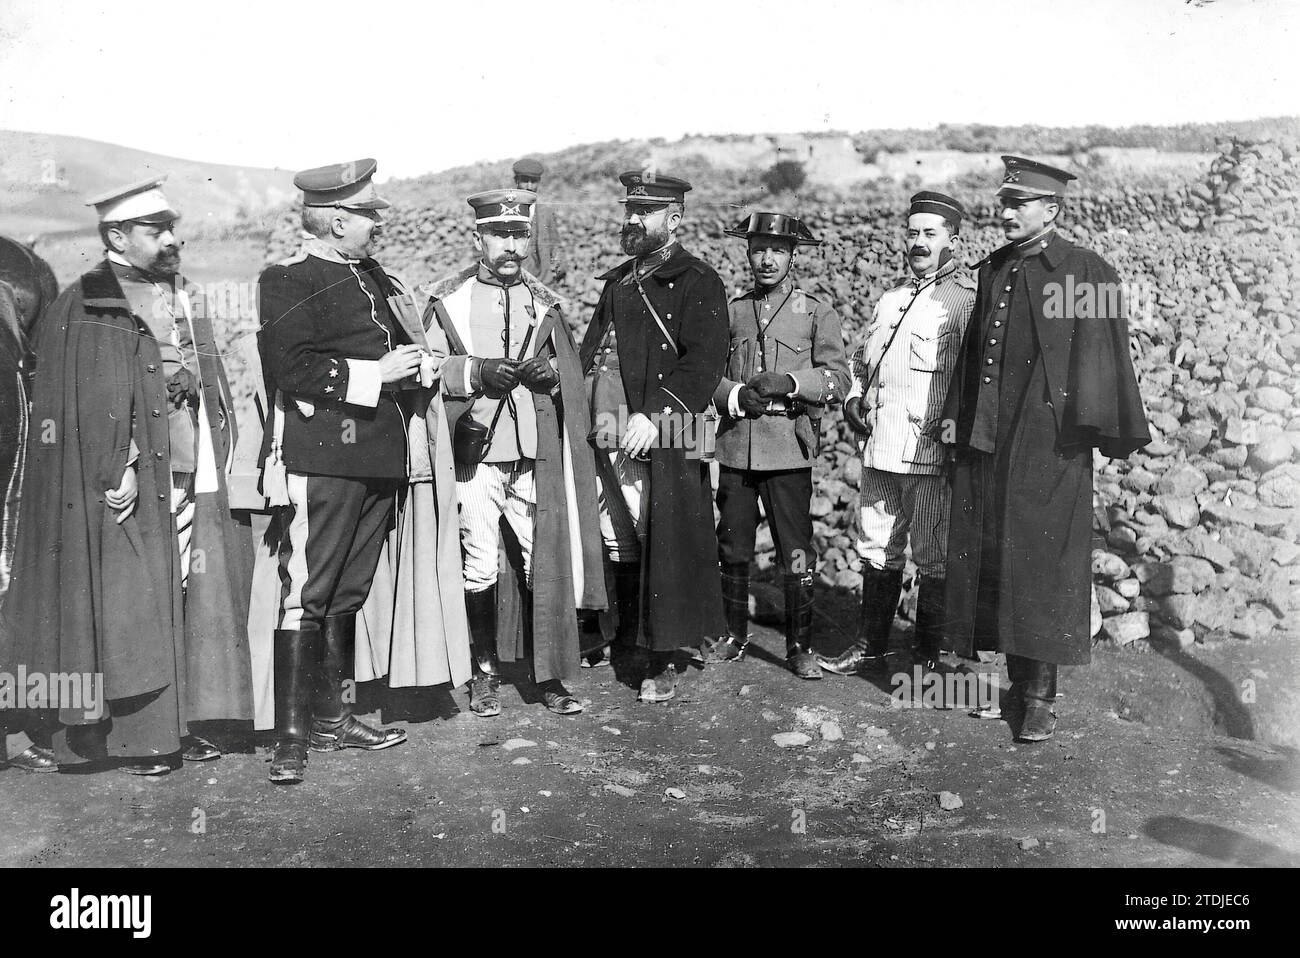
787,371,803,398
344,359,383,407
727,383,743,418
464,359,475,396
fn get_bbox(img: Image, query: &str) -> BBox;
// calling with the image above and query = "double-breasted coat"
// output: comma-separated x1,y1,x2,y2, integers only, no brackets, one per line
580,243,729,650
938,231,1150,665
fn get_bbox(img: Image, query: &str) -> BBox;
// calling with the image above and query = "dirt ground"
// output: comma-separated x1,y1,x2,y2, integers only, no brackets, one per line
3,614,1297,869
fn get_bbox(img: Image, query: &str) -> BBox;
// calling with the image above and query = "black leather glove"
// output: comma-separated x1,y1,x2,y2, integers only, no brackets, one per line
166,368,198,408
748,370,796,398
737,385,769,419
477,357,520,399
843,395,872,437
516,355,559,393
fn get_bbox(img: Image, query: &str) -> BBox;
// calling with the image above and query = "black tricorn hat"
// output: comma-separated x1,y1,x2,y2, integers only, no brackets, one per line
724,211,821,246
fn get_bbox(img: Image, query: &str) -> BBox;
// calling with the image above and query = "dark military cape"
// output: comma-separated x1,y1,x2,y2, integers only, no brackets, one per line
939,232,1150,665
1,262,252,753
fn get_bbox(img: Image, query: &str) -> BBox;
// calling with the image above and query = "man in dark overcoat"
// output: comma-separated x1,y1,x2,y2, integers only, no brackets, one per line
937,156,1150,741
580,171,729,703
3,177,253,774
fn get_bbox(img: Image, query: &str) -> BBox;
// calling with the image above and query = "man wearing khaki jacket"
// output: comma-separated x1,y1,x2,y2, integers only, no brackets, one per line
705,212,849,679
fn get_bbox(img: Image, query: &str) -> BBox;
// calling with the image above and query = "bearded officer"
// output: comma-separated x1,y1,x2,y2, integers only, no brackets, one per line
579,171,728,703
4,177,253,774
817,192,975,681
257,159,417,783
703,212,849,680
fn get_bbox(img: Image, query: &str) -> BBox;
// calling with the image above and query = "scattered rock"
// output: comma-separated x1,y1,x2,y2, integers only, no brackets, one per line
772,732,812,748
820,721,844,742
603,783,636,798
1018,838,1041,851
501,738,537,752
664,787,687,800
936,791,964,811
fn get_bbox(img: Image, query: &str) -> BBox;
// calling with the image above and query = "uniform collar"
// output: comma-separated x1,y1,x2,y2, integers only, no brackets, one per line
301,236,362,265
599,241,698,283
476,262,524,288
80,259,132,310
909,257,958,289
106,250,174,287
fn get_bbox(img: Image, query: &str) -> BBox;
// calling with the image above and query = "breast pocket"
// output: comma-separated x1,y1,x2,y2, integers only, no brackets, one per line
909,329,941,372
727,337,753,379
774,336,811,372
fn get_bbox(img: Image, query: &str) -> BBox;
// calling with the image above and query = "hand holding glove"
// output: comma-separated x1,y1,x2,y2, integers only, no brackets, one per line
477,357,521,399
747,370,796,398
843,395,873,437
737,385,769,419
516,355,559,393
166,368,198,408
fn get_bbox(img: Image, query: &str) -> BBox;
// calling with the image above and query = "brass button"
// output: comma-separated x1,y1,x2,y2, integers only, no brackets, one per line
660,343,667,351
983,376,992,384
154,451,163,460
151,409,161,417
146,364,157,373
600,365,608,371
657,373,664,380
1003,286,1011,292
993,320,1002,328
666,313,672,319
998,302,1006,309
989,339,998,346
985,358,994,366
158,493,166,500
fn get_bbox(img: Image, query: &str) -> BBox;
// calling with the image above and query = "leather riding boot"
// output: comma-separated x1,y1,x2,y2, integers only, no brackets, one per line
269,628,322,783
613,562,641,649
1018,658,1058,742
310,614,407,752
783,571,821,680
706,561,751,663
816,565,903,675
466,587,502,717
913,576,947,672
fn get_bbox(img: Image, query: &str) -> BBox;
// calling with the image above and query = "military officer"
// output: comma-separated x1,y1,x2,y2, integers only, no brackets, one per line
512,158,563,284
257,159,420,783
579,171,729,703
817,192,975,680
937,158,1149,741
704,212,850,679
427,189,604,719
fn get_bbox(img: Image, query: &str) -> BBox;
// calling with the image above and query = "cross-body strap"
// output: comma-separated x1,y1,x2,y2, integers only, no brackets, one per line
635,277,678,356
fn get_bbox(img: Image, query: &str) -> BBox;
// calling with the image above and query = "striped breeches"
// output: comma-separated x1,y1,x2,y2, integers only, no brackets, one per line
856,467,950,578
456,459,536,592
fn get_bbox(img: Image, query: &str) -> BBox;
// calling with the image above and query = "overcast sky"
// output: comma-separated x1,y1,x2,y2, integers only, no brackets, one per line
1,0,1296,179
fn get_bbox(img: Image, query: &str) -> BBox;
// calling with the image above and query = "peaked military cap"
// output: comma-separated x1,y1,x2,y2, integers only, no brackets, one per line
724,211,821,246
997,155,1076,199
618,170,691,205
295,158,390,210
86,175,180,224
909,191,966,224
512,158,545,178
467,188,536,225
